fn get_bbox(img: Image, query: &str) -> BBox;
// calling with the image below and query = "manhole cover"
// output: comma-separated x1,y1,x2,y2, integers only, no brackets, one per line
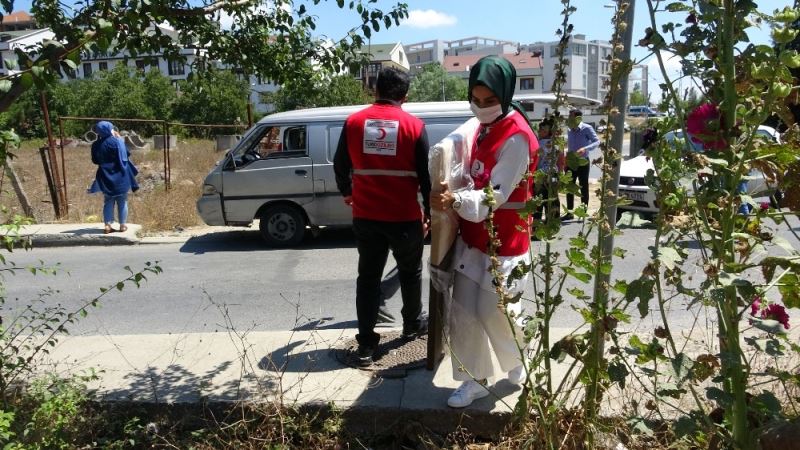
333,331,427,378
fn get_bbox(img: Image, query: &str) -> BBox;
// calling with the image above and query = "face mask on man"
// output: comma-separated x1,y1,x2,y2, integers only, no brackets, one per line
470,102,503,124
567,117,581,129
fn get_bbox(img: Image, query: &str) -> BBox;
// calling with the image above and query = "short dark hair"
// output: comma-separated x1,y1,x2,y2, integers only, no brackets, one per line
569,109,583,117
375,67,410,101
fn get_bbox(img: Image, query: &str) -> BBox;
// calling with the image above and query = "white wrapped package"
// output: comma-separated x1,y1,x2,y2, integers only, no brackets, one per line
428,117,479,267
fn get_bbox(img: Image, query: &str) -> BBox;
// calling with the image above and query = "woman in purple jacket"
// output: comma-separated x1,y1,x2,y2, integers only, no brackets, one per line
88,121,139,233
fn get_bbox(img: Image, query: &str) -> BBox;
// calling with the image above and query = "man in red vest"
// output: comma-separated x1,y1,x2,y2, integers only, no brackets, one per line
333,67,431,366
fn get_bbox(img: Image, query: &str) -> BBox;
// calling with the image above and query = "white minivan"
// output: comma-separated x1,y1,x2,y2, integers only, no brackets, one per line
197,96,600,246
197,101,474,246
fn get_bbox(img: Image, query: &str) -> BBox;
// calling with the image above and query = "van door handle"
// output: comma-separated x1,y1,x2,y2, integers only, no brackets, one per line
295,169,308,176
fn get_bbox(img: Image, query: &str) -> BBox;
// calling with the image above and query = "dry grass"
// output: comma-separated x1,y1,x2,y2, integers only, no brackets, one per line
1,138,224,233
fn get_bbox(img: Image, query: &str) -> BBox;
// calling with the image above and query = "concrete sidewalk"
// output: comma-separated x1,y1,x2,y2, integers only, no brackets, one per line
43,328,565,435
9,223,226,246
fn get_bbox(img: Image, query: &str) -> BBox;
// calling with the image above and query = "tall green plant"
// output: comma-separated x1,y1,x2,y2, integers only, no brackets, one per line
407,63,468,102
632,1,800,448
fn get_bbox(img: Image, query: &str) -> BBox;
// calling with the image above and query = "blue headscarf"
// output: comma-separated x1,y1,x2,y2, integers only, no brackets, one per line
88,121,139,196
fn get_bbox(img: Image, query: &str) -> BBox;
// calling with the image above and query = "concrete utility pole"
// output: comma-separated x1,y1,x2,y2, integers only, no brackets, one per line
600,0,634,260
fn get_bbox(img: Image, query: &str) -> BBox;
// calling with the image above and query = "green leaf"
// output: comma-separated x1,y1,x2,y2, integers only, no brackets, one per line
3,58,17,70
19,72,33,89
97,18,113,31
657,247,681,270
30,65,44,77
665,2,691,12
750,317,787,335
671,353,693,383
752,391,782,416
63,59,77,70
608,361,628,389
625,278,655,318
778,272,800,308
0,79,11,93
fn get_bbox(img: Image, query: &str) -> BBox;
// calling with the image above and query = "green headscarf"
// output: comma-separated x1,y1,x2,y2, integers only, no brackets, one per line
468,55,534,127
468,55,516,116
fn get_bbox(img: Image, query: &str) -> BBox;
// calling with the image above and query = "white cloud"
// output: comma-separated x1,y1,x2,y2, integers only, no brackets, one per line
402,9,457,29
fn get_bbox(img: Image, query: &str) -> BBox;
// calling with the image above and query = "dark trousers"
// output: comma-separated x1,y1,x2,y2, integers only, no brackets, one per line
566,164,590,210
353,218,424,347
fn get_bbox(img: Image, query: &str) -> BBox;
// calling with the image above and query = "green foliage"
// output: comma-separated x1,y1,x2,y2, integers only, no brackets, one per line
172,70,248,132
407,63,467,102
265,68,372,112
628,82,648,107
0,0,408,116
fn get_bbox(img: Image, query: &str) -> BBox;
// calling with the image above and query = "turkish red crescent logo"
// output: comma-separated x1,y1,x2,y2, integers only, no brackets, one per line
376,128,387,140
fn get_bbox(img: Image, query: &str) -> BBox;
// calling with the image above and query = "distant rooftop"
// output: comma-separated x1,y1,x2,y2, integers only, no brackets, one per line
1,11,33,24
443,53,543,72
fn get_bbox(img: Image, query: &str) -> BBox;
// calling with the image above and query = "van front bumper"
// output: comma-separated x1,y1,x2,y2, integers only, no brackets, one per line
196,195,226,226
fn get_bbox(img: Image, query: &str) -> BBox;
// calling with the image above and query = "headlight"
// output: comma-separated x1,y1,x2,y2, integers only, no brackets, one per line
202,184,218,195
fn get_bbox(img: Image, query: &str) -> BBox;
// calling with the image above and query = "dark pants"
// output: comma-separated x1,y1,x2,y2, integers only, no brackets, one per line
566,164,590,210
353,218,424,348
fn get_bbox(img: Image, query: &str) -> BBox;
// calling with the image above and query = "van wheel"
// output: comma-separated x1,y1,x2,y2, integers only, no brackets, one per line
259,205,306,247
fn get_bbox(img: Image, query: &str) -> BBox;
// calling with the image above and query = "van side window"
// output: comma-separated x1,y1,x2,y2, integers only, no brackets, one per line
328,126,343,162
284,126,307,152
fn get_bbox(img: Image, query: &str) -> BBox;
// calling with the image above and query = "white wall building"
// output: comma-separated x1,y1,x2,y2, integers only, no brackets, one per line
0,28,56,77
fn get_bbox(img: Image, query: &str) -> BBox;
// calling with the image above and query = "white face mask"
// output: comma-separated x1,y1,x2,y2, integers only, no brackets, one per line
470,102,503,124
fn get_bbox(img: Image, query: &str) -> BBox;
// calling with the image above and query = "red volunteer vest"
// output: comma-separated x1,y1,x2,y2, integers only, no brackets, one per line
460,112,539,256
346,103,425,221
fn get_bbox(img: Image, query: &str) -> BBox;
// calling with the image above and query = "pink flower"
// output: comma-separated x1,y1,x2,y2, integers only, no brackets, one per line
763,304,790,330
760,202,770,211
750,296,762,316
686,103,727,151
750,296,791,330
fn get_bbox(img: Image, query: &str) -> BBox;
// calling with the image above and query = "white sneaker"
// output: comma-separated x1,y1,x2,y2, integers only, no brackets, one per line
508,364,526,385
447,380,489,408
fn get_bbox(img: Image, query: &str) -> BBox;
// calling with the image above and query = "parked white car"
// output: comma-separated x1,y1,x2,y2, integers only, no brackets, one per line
617,125,782,216
596,122,630,133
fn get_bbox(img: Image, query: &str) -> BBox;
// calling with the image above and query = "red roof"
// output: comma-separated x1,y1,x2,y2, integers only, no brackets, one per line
1,11,33,23
443,53,542,72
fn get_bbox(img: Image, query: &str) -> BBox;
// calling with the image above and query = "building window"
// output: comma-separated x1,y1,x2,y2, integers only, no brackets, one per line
399,52,404,63
520,78,536,90
135,59,147,71
168,59,185,76
99,62,108,71
82,63,92,78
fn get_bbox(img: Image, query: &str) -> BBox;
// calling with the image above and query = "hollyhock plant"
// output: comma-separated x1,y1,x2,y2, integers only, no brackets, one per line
750,296,790,330
686,103,727,150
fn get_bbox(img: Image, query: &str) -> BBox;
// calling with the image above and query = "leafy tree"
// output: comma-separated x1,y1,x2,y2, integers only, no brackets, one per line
172,70,248,131
316,74,373,107
628,82,647,106
265,69,372,112
69,65,176,135
407,63,467,102
0,0,408,117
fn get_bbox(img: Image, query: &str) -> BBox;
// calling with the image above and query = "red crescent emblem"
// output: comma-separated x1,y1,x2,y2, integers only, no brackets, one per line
377,128,387,140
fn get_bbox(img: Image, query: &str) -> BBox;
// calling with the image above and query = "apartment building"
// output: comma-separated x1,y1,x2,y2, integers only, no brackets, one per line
442,52,544,94
352,42,409,91
405,36,517,74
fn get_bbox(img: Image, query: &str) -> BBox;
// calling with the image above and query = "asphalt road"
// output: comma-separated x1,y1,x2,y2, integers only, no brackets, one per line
4,216,799,337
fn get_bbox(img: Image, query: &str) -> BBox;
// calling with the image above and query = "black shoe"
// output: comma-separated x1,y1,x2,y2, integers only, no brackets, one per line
354,344,375,366
402,320,428,341
560,213,574,222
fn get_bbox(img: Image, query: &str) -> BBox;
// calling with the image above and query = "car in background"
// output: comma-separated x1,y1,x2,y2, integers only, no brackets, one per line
628,105,665,117
617,125,781,217
596,122,631,133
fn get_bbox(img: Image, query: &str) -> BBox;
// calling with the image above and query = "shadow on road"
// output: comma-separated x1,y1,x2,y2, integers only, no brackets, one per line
179,227,358,254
